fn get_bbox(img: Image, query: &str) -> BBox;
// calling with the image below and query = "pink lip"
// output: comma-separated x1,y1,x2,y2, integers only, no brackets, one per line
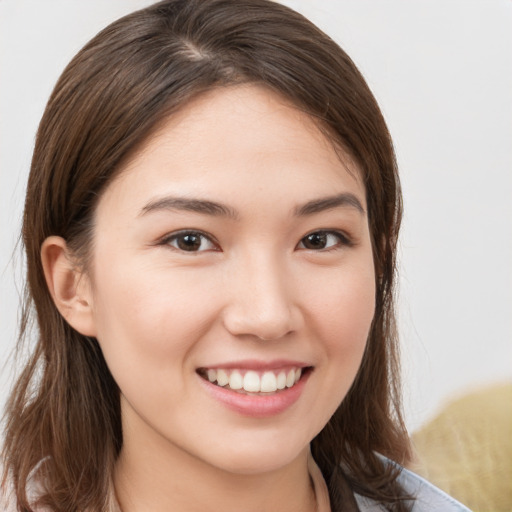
198,359,310,371
197,367,311,418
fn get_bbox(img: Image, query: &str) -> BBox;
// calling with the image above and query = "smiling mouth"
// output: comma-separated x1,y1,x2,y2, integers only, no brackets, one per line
197,367,312,395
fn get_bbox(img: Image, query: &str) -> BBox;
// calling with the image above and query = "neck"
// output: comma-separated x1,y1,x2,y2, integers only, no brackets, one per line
114,415,316,512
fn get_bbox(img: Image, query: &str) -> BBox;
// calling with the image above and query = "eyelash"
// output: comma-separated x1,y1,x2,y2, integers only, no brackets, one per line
159,230,220,253
158,229,352,253
297,230,352,251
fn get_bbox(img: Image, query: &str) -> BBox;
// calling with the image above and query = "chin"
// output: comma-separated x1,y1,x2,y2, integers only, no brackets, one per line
200,433,311,476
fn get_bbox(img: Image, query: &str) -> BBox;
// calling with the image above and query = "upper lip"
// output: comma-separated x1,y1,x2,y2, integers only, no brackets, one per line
197,359,312,371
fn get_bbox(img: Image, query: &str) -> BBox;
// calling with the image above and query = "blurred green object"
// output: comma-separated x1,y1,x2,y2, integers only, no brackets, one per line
411,383,512,512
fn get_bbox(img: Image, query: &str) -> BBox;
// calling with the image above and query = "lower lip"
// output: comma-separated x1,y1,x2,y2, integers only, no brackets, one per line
198,371,311,418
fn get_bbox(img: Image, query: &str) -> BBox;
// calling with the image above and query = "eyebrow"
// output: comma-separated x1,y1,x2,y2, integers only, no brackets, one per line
139,192,365,219
294,193,365,216
140,196,239,219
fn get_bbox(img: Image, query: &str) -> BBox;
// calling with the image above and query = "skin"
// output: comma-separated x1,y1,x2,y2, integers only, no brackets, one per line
43,85,376,512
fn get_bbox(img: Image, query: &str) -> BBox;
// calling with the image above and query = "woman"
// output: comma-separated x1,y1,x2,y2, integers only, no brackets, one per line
1,1,471,511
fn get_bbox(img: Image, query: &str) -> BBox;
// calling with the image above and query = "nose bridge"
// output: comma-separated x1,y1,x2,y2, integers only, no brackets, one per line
223,248,297,340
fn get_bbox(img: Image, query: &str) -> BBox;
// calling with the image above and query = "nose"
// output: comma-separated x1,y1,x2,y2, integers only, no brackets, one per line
222,254,300,341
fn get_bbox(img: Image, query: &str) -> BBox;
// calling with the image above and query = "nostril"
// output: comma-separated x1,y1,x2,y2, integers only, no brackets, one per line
255,330,292,342
223,313,294,341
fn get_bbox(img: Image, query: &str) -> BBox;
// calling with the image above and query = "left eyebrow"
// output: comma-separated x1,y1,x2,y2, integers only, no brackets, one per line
139,196,239,219
294,193,365,216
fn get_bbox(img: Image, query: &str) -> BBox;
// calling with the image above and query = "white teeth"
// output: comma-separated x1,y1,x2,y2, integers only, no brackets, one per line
203,366,305,392
260,371,277,392
276,371,287,390
286,369,295,388
243,371,260,392
229,370,243,390
217,369,229,387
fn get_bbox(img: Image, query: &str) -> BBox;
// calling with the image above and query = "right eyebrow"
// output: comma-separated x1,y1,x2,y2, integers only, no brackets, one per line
294,192,365,216
139,196,239,220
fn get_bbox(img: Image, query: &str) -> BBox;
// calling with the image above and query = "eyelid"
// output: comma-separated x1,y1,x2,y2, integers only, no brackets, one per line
296,229,353,251
158,229,220,252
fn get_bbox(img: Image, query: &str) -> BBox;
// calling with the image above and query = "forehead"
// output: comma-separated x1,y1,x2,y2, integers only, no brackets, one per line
100,84,365,214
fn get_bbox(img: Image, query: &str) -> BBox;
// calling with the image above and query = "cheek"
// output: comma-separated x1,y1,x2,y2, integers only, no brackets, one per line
305,261,376,347
89,259,221,373
303,260,375,399
288,260,375,439
88,263,223,428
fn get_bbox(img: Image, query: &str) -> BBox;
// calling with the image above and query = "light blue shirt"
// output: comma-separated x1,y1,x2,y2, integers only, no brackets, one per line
355,464,472,511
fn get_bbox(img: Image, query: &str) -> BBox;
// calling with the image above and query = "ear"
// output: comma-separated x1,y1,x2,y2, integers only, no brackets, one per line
41,236,97,337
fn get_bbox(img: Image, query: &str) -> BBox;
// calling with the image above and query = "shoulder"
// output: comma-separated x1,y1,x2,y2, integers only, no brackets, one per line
354,458,472,512
395,464,472,511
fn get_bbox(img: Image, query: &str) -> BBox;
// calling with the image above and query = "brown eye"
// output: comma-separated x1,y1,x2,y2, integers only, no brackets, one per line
302,232,327,250
165,231,217,252
297,231,348,251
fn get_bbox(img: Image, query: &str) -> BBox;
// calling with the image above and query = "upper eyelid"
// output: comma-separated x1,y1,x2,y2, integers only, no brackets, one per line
156,228,352,248
160,229,215,241
300,229,352,242
296,230,355,251
159,229,220,248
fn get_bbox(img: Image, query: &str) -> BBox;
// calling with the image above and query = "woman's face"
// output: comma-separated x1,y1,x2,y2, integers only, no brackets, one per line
86,85,375,475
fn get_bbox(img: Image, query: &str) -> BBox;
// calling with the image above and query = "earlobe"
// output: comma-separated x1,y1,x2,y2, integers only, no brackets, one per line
41,236,97,337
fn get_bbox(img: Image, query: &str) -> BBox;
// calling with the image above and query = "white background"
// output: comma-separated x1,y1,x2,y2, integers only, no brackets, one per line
1,0,511,431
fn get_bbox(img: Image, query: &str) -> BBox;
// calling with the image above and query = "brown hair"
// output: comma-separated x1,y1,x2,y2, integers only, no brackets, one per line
2,0,411,510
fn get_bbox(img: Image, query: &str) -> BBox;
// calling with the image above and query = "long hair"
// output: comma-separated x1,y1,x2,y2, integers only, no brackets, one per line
2,1,410,510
